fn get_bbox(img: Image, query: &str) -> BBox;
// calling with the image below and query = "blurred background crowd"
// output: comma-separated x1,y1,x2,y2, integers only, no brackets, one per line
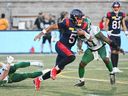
0,0,128,31
0,0,128,54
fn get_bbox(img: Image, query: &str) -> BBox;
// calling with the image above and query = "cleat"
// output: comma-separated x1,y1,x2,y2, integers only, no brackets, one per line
37,62,43,68
50,67,57,80
113,67,123,73
74,80,85,87
31,62,43,68
33,77,41,91
110,73,116,85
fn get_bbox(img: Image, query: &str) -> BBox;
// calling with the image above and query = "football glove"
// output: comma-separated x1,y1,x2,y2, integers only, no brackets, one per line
7,56,14,64
107,30,113,36
125,31,128,38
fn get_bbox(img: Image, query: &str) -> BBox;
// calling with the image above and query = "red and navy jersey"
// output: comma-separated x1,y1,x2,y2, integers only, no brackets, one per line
58,18,87,48
106,11,126,34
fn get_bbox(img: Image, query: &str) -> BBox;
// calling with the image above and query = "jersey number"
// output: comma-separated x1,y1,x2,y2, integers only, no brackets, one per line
112,21,121,29
69,33,77,44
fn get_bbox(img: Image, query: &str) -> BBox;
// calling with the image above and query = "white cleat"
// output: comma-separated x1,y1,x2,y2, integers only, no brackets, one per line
31,62,43,68
113,67,123,73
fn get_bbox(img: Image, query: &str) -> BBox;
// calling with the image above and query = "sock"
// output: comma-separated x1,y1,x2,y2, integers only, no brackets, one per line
111,54,118,67
80,78,85,82
55,65,60,70
105,61,113,72
42,71,51,80
79,66,85,78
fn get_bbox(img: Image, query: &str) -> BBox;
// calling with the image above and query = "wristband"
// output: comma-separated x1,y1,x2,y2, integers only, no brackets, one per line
42,29,47,34
84,32,90,40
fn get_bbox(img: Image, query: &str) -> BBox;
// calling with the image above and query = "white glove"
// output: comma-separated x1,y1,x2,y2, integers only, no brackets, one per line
7,56,14,64
125,31,128,37
107,30,113,36
84,32,91,40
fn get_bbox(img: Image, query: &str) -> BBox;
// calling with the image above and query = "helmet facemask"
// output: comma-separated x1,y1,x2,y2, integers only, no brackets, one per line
74,16,84,27
112,1,121,14
70,9,84,27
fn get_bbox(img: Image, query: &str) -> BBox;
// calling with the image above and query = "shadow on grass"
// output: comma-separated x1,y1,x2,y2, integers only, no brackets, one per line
71,85,117,96
0,84,34,90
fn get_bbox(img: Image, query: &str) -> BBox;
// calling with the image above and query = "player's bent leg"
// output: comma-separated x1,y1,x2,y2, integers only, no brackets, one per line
13,62,31,70
9,62,31,74
103,57,113,72
50,55,76,80
75,49,94,87
9,71,43,83
58,55,76,69
111,51,123,73
99,47,116,85
75,61,86,87
110,73,116,85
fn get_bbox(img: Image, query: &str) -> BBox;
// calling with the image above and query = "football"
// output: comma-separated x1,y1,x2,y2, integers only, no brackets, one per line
78,35,85,39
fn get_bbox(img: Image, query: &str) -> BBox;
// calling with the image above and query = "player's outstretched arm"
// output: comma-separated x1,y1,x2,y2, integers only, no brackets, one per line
34,24,59,41
96,32,125,54
95,32,110,44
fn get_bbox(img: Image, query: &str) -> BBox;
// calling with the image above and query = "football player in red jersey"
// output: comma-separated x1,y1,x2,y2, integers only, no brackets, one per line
33,9,91,90
105,1,128,73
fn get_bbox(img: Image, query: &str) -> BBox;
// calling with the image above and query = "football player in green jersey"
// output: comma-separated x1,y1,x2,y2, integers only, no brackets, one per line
75,18,124,86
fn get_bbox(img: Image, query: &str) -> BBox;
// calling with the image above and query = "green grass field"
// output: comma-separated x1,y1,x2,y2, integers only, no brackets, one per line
0,54,128,96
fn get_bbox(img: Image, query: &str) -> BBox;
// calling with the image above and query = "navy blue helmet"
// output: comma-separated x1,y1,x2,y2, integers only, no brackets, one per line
70,9,84,20
112,1,120,8
70,9,84,26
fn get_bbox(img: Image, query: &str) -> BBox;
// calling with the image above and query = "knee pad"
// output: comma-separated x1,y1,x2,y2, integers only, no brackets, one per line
80,61,86,68
103,57,109,64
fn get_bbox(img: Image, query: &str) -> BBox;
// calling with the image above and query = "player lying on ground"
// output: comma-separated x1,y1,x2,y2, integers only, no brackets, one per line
0,56,43,89
75,18,124,87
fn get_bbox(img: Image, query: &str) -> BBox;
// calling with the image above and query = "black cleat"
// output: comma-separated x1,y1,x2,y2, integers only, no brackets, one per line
110,73,116,85
74,80,85,87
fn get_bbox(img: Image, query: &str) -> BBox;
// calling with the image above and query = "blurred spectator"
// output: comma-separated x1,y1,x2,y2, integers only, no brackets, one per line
41,13,53,53
57,11,69,38
49,14,56,24
125,13,128,29
33,12,44,30
49,14,57,42
0,13,9,30
99,16,106,31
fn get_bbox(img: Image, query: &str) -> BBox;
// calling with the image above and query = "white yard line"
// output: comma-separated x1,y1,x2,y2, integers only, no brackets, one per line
58,70,128,85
